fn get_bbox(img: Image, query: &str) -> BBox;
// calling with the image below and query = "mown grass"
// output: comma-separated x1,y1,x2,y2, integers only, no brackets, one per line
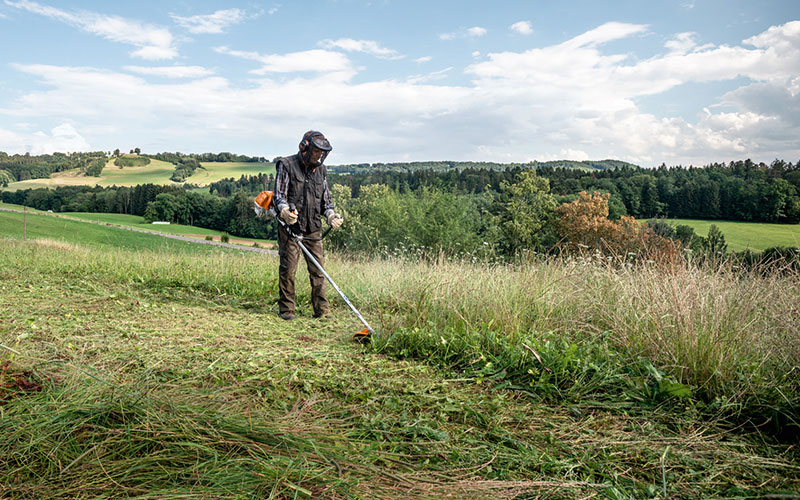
1,234,799,498
664,218,800,252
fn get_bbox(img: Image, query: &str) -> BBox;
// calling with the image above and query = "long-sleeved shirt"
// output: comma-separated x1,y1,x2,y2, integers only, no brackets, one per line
273,156,335,219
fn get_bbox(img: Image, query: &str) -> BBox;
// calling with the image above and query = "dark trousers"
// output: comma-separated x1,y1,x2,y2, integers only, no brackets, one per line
277,227,329,316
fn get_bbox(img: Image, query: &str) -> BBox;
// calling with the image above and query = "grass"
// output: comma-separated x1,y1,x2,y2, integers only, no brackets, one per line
1,226,799,498
186,161,276,184
664,218,800,252
65,212,276,246
1,160,275,191
0,210,236,254
1,206,275,248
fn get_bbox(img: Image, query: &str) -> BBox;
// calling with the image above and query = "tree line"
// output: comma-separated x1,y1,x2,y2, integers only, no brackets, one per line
3,157,798,266
208,158,800,224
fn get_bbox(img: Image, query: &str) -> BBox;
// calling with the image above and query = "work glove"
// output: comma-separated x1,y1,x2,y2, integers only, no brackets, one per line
327,212,343,229
280,206,298,225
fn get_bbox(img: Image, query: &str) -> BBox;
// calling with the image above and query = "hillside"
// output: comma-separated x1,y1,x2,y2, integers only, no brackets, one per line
1,220,798,498
2,158,275,191
0,206,275,250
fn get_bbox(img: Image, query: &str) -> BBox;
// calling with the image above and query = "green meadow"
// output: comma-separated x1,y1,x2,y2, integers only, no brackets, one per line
2,159,275,191
665,218,800,251
63,212,274,245
1,216,798,498
187,161,276,184
0,210,234,254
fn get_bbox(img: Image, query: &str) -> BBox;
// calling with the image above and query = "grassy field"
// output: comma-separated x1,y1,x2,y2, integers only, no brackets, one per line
187,161,276,184
1,205,275,247
2,160,275,191
0,211,245,254
1,222,798,498
65,212,276,247
665,218,800,252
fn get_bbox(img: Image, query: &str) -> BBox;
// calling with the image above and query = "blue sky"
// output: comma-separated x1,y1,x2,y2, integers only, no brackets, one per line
0,0,798,166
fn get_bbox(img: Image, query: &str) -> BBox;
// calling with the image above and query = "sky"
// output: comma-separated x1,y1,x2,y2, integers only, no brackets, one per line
0,0,798,167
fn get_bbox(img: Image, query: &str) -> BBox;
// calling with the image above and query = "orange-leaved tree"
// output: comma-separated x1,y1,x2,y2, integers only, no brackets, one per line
555,191,680,262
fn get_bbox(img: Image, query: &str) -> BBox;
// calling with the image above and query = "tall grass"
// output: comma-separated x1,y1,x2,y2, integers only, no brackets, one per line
338,252,800,434
4,238,798,436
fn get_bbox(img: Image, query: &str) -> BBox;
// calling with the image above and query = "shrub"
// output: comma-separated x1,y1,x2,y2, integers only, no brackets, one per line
113,157,150,168
221,234,230,243
555,191,679,262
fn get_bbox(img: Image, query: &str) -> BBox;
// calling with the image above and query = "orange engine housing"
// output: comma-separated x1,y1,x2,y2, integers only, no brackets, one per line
254,191,274,211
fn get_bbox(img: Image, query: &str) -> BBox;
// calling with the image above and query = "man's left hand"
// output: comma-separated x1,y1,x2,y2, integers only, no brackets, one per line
328,213,343,229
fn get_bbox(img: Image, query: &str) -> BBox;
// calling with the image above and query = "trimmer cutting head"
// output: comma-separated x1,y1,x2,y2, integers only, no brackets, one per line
352,328,372,344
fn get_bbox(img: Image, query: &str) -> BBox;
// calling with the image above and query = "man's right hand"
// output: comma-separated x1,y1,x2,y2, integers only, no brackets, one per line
280,206,298,225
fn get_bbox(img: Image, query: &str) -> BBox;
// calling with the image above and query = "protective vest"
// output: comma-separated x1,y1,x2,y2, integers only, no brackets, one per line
279,153,327,234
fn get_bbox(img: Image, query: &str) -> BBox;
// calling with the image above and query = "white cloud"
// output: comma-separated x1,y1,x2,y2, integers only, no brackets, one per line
268,6,279,15
665,32,699,53
406,67,452,84
440,26,487,40
414,56,432,63
214,46,355,77
4,0,177,59
123,65,215,78
509,21,533,35
0,123,90,155
2,22,799,165
0,11,8,18
171,8,247,34
560,148,589,161
318,38,402,59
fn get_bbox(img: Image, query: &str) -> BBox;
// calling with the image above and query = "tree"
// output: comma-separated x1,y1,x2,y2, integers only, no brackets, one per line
113,149,120,157
674,224,698,249
0,169,12,187
555,191,678,261
704,224,727,258
492,170,558,255
134,147,141,155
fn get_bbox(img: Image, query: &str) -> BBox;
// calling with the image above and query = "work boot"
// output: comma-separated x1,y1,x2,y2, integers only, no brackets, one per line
280,312,296,321
313,310,332,319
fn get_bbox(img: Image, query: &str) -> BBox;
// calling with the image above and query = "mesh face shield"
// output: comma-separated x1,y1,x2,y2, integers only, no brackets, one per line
300,131,332,167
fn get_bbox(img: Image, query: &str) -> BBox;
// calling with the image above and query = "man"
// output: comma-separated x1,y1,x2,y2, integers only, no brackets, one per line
273,130,343,321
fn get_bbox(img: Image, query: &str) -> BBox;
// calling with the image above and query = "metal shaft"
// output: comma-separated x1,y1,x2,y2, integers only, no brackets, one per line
280,221,374,335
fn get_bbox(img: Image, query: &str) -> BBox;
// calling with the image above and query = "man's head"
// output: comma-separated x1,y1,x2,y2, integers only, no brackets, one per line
298,130,332,167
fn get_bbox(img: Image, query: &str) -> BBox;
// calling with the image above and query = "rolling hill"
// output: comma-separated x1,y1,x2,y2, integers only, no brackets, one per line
2,158,276,191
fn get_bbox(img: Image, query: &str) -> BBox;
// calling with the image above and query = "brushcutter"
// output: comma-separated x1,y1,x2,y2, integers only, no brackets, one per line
254,191,373,343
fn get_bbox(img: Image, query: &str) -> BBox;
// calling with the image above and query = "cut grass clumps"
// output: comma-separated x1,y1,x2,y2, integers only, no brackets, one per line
0,374,355,498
